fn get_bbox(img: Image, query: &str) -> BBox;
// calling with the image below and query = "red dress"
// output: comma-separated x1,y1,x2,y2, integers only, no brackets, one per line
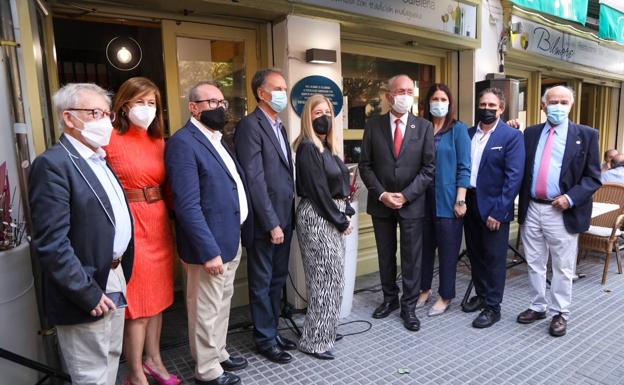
105,126,175,319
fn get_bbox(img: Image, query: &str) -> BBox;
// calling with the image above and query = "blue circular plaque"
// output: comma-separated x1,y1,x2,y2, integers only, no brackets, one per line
290,75,343,117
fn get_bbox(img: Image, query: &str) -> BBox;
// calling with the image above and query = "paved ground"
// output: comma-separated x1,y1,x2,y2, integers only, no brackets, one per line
117,251,624,385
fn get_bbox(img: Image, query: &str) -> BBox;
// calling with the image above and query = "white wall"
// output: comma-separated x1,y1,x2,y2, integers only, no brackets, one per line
475,0,505,81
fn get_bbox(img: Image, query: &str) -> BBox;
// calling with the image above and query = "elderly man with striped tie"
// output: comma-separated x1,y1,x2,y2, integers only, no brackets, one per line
517,85,601,337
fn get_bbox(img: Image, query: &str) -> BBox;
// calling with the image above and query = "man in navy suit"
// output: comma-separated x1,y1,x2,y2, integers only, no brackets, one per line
234,69,296,364
462,88,525,329
516,85,601,337
166,82,253,385
30,83,134,385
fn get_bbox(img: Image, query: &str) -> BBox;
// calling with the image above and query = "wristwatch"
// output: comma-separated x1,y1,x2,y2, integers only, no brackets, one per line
455,200,466,206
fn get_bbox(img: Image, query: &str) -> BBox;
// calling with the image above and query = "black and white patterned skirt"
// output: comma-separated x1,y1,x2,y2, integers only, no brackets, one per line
296,198,346,354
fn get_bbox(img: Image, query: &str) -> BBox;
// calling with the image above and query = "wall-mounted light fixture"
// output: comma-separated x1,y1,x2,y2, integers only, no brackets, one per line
106,37,142,71
305,48,337,64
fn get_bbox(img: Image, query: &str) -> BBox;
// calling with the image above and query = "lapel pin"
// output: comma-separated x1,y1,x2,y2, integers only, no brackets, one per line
576,140,581,144
410,124,415,128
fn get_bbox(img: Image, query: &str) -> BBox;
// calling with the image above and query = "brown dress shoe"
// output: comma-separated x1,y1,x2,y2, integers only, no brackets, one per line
549,314,567,337
517,309,547,324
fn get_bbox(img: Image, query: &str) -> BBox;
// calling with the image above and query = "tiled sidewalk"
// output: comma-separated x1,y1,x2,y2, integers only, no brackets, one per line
117,253,624,385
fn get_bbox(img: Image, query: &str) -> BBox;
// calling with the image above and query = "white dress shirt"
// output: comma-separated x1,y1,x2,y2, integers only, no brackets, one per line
65,135,132,259
191,117,249,224
470,119,499,188
389,111,408,141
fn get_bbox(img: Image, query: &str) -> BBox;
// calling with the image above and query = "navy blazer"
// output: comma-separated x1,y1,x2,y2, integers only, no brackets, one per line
165,121,253,265
468,120,525,223
234,107,295,236
29,134,134,326
518,121,601,234
359,113,436,219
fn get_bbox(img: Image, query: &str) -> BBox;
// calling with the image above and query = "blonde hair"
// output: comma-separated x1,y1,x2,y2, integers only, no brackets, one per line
293,94,338,155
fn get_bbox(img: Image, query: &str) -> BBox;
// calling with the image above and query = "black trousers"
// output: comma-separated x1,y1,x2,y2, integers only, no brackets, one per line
372,213,423,310
247,225,293,350
464,191,510,312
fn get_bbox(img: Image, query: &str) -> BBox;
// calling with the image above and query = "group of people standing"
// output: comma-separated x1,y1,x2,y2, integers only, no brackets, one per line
28,67,602,385
362,76,601,341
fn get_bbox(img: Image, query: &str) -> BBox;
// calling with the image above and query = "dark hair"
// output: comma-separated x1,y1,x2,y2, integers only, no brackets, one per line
251,68,283,102
423,83,456,135
112,77,163,138
478,87,506,109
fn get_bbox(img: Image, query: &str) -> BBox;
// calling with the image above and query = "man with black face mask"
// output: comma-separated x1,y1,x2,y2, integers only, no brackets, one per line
165,81,253,385
462,88,525,329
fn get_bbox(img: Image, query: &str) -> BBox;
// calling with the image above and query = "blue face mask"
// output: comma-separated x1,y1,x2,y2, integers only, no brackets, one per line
546,104,570,126
266,90,288,113
430,102,449,118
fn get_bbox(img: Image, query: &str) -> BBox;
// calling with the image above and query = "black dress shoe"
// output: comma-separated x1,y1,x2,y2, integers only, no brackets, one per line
549,314,567,337
472,309,501,328
372,299,399,319
220,356,248,371
400,309,420,331
335,333,343,342
461,296,485,313
276,334,297,350
303,350,335,360
258,345,293,364
517,309,547,324
195,372,240,385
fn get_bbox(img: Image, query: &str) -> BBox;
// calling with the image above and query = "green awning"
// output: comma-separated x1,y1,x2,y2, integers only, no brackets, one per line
512,0,589,25
599,3,624,43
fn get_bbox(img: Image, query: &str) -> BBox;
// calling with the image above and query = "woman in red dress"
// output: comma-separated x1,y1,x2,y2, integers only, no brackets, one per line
106,77,180,385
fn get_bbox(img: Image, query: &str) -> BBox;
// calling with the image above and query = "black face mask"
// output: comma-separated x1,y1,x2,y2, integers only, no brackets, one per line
312,115,332,135
477,108,498,125
199,107,227,131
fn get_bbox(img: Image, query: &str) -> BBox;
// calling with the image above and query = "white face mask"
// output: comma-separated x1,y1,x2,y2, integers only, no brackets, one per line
392,94,414,115
70,112,114,148
128,105,157,129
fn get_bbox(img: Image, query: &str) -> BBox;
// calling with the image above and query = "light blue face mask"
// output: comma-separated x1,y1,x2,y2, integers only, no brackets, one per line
546,104,570,126
430,102,449,118
266,90,288,113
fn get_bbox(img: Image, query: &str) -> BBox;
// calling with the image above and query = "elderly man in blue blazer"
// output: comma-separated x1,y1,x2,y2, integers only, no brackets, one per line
166,81,253,385
516,85,601,337
462,88,525,329
30,83,134,385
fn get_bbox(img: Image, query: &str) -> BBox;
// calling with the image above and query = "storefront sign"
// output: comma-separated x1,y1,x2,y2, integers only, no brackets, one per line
512,0,588,25
290,75,344,117
511,15,624,75
599,3,624,43
297,0,477,39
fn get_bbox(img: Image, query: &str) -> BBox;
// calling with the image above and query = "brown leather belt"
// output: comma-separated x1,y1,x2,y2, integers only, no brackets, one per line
112,258,122,269
125,186,162,203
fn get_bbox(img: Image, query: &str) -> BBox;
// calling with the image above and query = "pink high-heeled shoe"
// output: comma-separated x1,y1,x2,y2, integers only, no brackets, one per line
142,362,182,385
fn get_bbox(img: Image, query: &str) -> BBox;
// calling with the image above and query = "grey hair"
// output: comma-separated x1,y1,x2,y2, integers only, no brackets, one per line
53,83,111,129
188,81,220,102
541,85,575,104
387,74,413,92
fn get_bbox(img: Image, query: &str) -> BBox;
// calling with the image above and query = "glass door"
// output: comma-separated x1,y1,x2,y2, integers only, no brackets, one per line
162,21,258,144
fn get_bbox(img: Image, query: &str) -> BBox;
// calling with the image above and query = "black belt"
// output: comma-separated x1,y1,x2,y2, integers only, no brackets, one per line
530,197,553,204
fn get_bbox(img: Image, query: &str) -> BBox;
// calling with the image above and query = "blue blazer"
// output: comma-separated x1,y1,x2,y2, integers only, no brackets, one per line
518,121,601,234
165,121,253,265
234,108,295,237
468,120,525,223
29,135,134,326
433,121,472,218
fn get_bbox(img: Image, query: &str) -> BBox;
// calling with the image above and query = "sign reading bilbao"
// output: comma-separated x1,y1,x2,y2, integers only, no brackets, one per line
297,0,477,39
511,15,624,75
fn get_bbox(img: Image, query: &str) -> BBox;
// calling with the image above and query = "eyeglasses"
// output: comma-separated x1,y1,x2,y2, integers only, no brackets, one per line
67,108,115,121
192,99,229,110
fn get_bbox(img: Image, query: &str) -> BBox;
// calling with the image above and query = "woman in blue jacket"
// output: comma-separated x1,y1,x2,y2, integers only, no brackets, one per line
417,84,472,316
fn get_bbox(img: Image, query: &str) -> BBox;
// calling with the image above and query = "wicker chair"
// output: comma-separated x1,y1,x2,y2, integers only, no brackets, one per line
578,183,624,284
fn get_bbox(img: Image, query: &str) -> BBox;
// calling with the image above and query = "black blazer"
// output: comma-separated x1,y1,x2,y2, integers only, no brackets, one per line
29,135,134,326
518,122,602,234
165,121,254,265
234,107,295,236
359,113,435,219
